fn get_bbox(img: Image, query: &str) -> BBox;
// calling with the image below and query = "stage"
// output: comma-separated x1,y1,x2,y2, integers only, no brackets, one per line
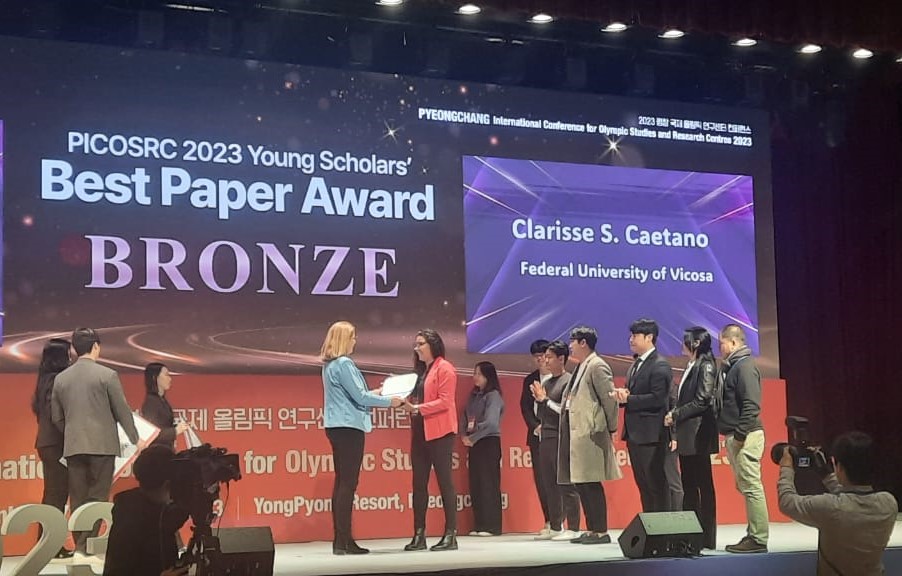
4,521,899,576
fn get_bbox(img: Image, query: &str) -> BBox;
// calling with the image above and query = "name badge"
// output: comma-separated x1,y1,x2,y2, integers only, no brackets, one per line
467,418,476,433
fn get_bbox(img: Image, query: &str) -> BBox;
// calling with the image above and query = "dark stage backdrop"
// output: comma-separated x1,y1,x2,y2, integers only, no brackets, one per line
770,73,902,500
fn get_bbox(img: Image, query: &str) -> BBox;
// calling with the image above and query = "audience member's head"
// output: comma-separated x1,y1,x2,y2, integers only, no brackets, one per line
831,431,876,486
133,445,176,492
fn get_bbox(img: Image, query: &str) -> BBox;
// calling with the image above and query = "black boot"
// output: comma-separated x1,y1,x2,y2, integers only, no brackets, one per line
333,533,348,556
430,529,458,551
345,540,370,555
404,528,427,551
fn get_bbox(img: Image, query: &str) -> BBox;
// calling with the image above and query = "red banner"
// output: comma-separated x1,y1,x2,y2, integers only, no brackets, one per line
0,373,788,556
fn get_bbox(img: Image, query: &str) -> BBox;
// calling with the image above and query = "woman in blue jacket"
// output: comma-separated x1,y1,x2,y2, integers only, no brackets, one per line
321,321,402,555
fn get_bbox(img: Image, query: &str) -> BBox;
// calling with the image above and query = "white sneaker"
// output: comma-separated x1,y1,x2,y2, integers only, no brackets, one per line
535,529,561,540
535,522,551,536
467,530,480,536
551,529,580,541
476,531,494,537
72,552,104,565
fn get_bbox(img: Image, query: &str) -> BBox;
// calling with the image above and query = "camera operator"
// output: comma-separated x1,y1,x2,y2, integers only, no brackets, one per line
777,431,898,576
103,445,190,576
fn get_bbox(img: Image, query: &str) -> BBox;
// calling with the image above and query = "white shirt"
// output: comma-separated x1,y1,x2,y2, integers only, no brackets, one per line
677,360,695,399
630,347,655,381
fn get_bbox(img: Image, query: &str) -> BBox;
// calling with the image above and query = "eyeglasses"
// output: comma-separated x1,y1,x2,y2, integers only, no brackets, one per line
413,341,427,349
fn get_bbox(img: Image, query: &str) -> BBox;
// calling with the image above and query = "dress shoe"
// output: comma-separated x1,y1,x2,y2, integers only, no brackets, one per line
430,529,458,551
725,536,767,554
569,532,590,544
345,540,370,555
580,533,612,545
404,528,427,551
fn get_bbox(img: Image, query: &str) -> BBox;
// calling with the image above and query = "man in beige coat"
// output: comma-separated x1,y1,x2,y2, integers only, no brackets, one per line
52,327,139,555
558,326,621,545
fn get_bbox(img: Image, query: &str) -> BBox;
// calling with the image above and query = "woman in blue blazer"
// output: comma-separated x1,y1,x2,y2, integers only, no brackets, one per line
321,321,402,555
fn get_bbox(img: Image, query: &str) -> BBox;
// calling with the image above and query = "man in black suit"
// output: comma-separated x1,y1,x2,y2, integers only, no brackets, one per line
611,319,672,513
520,339,551,535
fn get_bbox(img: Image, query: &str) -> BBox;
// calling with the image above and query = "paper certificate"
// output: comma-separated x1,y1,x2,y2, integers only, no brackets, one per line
380,373,418,398
114,413,161,479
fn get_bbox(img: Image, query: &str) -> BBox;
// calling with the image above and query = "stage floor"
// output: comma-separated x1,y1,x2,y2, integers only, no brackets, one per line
4,521,900,576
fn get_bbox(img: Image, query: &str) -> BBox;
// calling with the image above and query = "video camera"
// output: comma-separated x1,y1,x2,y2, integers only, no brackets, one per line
770,416,831,494
170,444,241,575
170,444,241,525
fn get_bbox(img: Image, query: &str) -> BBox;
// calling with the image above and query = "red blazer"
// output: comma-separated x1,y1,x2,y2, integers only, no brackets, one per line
419,356,458,441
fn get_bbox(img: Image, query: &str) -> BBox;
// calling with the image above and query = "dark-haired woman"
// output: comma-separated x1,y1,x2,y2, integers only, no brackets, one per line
462,361,504,537
665,326,719,550
403,329,459,552
141,363,188,448
31,338,74,559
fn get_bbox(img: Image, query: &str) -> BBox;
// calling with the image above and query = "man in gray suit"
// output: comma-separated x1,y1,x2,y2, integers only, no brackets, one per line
562,326,621,545
52,327,139,554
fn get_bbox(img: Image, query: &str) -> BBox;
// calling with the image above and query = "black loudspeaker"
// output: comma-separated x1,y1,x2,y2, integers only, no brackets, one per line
618,512,704,559
215,527,274,575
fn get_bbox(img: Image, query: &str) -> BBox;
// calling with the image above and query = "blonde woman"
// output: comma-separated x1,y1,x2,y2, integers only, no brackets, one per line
321,321,402,555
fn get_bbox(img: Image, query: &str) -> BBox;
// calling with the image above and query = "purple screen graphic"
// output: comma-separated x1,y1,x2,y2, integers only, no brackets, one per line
463,156,758,357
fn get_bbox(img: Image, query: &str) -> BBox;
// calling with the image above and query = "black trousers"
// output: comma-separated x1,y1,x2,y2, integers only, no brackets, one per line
680,454,717,548
627,441,668,513
664,446,684,511
412,426,457,531
326,427,366,543
574,482,607,533
468,436,502,534
528,436,551,523
537,437,580,531
67,454,115,553
38,445,69,513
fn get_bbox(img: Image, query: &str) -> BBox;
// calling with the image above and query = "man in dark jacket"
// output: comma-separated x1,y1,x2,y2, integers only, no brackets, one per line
717,324,768,554
520,340,551,535
103,445,189,576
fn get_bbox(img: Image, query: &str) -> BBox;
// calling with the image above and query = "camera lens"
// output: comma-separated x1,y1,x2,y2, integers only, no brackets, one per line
771,442,790,465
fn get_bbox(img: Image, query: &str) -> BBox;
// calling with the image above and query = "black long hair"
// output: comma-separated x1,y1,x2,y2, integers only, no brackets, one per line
474,361,501,395
31,338,71,417
144,362,167,397
412,352,427,377
417,329,446,360
683,326,714,363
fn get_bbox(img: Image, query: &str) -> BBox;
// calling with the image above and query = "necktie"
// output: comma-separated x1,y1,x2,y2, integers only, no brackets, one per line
628,356,642,390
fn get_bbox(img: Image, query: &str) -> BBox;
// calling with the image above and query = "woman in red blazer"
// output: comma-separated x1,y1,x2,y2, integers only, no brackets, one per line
402,329,459,552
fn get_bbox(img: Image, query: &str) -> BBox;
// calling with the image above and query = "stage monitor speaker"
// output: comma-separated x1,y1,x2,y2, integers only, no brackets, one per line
215,526,274,576
617,511,704,559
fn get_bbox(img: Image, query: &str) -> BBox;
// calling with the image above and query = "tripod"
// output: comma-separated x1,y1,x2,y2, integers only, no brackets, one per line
180,521,222,576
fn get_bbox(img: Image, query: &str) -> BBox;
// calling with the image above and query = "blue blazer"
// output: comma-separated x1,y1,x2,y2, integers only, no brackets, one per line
322,356,392,432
